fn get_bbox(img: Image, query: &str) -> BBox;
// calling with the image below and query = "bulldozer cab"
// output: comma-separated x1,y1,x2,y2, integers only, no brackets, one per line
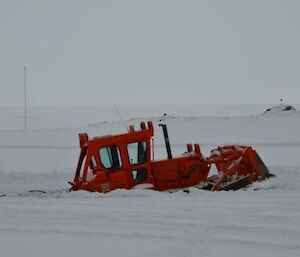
71,121,154,192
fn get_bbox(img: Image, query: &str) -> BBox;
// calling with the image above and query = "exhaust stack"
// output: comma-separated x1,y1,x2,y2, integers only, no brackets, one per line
159,124,172,159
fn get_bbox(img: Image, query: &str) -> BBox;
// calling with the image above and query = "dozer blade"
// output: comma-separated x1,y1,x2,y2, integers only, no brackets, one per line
255,151,274,180
220,175,251,191
221,150,276,190
207,145,275,191
199,175,251,191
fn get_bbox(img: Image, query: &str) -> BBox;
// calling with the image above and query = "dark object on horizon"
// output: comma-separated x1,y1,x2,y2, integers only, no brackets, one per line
283,105,295,111
265,104,296,113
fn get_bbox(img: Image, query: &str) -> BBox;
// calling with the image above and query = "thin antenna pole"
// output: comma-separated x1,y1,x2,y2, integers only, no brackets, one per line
113,105,127,130
24,65,27,130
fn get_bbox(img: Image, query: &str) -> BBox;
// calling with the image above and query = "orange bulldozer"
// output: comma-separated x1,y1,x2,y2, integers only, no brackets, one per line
69,121,274,193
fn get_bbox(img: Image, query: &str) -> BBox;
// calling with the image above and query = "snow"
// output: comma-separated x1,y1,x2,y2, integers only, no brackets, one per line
0,104,300,257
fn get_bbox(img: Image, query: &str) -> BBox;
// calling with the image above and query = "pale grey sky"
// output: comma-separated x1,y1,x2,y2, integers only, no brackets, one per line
0,0,299,105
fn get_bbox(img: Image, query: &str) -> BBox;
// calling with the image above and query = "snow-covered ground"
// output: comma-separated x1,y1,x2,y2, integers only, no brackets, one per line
0,104,300,257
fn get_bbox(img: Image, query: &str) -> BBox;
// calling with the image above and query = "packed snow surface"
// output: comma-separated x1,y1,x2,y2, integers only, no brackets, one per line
0,105,300,257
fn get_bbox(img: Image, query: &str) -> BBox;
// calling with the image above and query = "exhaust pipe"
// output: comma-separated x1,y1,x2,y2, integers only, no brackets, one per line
159,124,172,159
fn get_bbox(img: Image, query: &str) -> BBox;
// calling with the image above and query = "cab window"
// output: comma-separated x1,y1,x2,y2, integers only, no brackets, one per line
99,145,122,170
127,141,147,165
